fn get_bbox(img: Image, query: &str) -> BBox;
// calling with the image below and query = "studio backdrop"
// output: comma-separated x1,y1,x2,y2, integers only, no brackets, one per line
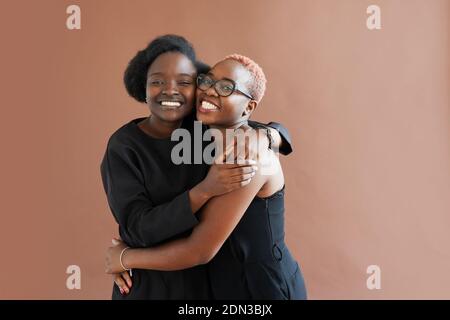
0,0,448,299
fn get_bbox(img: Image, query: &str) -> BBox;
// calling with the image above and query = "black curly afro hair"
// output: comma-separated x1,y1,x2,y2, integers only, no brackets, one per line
124,34,210,103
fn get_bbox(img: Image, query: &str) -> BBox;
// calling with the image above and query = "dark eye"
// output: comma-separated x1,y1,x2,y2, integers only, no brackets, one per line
178,80,193,86
220,83,234,92
149,80,163,86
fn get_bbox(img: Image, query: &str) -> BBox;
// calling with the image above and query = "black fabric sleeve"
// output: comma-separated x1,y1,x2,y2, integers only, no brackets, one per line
100,142,199,248
248,120,293,155
266,121,293,155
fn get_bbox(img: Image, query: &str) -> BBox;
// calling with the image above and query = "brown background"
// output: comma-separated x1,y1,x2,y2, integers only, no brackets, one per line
0,0,448,299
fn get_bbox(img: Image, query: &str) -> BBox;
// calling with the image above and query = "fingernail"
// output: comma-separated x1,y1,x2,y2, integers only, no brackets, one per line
119,288,123,294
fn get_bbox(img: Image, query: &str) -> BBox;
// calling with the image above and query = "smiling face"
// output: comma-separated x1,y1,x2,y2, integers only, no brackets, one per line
196,59,257,128
146,52,197,123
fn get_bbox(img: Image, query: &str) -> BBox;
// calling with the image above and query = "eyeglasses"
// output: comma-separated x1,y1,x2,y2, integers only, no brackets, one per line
196,74,254,100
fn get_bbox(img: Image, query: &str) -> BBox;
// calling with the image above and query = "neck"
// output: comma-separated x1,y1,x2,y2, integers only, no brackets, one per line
209,119,248,136
146,115,183,138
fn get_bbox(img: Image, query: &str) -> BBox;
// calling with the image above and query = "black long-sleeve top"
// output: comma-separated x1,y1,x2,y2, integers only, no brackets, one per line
100,112,292,299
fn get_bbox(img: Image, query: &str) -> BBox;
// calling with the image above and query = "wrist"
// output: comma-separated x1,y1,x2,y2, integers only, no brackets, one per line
195,181,213,200
121,247,134,270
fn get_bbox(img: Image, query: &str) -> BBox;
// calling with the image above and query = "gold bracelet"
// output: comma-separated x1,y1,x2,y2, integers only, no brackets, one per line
119,247,131,272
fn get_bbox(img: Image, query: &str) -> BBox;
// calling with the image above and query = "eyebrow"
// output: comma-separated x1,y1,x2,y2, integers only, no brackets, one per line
149,72,194,77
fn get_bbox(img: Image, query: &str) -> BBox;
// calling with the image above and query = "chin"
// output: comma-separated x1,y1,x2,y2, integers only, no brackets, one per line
156,107,192,122
196,111,213,124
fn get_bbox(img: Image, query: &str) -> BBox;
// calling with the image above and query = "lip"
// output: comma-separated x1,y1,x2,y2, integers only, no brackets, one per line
157,96,184,103
157,99,185,110
160,105,183,110
197,96,220,113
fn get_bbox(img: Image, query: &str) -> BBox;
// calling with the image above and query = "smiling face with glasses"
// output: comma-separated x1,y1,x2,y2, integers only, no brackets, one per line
197,73,254,100
196,59,257,128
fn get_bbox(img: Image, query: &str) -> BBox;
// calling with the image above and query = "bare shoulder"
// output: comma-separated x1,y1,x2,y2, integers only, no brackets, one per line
256,149,285,198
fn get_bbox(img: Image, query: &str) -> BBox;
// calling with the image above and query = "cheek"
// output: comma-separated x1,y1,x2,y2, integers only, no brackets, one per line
223,98,246,117
181,86,195,102
147,86,161,99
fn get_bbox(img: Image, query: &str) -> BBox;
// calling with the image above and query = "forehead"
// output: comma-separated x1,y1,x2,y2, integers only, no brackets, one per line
210,59,251,85
148,51,196,75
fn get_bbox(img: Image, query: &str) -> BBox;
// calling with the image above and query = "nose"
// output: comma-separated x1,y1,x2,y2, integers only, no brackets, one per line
205,84,219,97
162,80,179,96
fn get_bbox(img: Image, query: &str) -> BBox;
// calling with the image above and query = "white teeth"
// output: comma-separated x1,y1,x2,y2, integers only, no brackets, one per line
161,101,181,107
201,101,219,110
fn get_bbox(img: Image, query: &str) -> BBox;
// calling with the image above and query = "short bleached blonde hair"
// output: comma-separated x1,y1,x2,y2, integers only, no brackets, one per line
220,54,267,103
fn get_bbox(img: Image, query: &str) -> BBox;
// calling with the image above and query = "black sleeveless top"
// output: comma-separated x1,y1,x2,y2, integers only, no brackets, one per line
208,187,307,299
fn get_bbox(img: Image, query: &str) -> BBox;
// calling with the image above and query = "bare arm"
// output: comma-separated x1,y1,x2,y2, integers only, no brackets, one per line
105,152,279,273
102,139,257,248
125,169,267,270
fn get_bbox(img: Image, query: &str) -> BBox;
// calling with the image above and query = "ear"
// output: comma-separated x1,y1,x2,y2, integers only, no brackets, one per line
242,100,258,117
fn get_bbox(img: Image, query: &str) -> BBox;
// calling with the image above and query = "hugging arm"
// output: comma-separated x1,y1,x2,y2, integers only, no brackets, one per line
101,140,206,248
107,155,272,272
102,137,257,294
101,139,257,248
248,121,293,155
